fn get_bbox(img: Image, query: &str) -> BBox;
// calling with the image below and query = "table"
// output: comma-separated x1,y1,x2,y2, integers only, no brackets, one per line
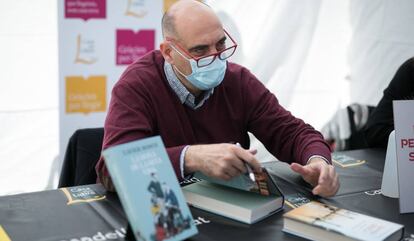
0,149,413,241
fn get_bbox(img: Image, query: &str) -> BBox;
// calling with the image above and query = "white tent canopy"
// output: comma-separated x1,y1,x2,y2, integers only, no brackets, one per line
0,0,413,195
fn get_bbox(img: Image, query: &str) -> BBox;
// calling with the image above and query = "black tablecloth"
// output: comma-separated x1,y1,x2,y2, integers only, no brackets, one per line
262,148,385,196
0,149,413,241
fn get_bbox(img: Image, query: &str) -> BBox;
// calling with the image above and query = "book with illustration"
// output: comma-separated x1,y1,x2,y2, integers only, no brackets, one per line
332,153,366,168
182,168,284,224
283,201,404,241
102,136,198,241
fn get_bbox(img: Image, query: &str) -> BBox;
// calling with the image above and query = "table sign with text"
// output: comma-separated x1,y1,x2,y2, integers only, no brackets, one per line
393,100,414,213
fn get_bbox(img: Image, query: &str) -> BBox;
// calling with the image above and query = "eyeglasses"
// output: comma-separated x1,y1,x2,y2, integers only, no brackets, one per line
167,29,238,68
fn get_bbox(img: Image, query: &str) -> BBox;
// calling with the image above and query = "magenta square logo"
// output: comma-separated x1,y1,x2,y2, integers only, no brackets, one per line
65,0,106,21
116,29,155,65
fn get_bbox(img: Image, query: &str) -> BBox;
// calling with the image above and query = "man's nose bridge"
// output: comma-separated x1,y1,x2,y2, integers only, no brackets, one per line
206,44,219,55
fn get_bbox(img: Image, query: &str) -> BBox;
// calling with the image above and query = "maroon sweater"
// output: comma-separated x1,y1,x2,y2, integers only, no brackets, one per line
96,50,331,188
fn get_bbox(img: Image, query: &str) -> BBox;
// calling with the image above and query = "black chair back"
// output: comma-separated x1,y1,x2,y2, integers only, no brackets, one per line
58,128,104,188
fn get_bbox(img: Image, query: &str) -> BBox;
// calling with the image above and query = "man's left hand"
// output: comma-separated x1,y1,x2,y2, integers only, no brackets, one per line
290,158,339,197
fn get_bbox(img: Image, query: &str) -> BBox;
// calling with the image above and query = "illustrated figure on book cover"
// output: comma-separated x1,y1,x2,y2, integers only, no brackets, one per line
148,172,192,241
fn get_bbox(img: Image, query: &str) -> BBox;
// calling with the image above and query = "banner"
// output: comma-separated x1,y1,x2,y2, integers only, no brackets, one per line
58,0,177,174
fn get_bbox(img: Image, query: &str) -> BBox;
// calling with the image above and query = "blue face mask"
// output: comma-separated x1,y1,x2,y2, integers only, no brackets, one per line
172,47,227,90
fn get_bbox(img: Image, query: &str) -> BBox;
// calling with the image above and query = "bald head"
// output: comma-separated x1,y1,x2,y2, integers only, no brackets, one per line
159,0,229,95
162,0,222,40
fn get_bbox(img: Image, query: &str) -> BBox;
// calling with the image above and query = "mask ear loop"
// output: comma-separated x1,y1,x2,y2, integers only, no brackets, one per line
169,43,193,77
172,64,190,78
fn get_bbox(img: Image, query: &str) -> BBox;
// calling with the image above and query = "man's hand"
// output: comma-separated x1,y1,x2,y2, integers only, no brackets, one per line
290,158,340,197
184,144,262,180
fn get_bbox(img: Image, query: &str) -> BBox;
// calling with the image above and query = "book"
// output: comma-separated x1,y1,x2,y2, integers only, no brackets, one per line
182,168,284,224
102,136,198,241
284,192,311,209
332,153,366,168
283,201,404,241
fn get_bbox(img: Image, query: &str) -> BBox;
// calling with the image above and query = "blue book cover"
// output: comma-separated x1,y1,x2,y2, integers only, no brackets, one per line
102,136,198,241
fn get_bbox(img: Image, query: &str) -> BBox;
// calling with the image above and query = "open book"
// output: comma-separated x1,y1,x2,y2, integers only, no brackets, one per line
283,201,404,241
182,168,284,224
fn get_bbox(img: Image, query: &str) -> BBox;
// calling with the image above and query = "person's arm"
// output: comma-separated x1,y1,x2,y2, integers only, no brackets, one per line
364,58,414,148
95,81,187,191
241,68,339,197
242,68,331,165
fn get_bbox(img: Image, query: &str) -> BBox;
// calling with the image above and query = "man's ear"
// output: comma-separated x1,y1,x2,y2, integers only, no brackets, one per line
160,42,174,64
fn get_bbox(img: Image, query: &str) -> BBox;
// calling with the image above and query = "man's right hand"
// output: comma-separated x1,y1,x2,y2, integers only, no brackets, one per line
184,143,262,180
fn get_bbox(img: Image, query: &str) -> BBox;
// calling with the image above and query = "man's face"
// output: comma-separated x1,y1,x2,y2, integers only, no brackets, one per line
169,22,226,76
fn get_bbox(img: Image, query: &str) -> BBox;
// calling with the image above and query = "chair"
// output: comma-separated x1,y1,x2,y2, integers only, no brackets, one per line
58,128,104,188
321,103,375,151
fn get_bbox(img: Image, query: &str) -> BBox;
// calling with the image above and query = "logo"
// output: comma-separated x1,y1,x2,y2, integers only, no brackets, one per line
65,0,106,21
75,34,97,64
116,29,155,65
163,0,179,13
179,177,201,185
60,186,106,205
0,225,11,241
59,228,126,241
193,217,210,225
65,75,106,114
125,0,148,18
364,189,382,196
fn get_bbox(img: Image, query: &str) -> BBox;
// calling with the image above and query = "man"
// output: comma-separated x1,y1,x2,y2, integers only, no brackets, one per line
96,0,339,197
148,173,164,201
364,57,414,148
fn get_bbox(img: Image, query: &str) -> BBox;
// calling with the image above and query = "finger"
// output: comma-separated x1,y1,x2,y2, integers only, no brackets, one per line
215,156,242,179
224,167,240,179
216,146,246,174
314,173,339,197
315,183,337,197
290,163,311,176
248,149,258,155
233,146,262,173
317,165,329,186
230,158,247,174
327,165,335,179
312,184,329,196
327,166,336,186
330,172,340,195
226,152,247,174
218,172,233,181
312,185,322,196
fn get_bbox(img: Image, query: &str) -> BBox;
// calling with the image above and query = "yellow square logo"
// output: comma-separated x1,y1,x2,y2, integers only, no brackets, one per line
65,75,106,114
0,225,11,241
163,0,179,12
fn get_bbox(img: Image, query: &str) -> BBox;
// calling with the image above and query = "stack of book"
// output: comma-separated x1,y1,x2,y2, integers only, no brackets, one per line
182,169,284,224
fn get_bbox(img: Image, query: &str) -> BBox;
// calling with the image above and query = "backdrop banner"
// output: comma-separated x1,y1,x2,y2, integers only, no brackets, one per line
58,0,177,172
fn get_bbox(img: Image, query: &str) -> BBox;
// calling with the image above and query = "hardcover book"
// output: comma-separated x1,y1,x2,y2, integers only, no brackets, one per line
332,153,366,168
283,201,404,241
182,168,284,224
102,136,198,241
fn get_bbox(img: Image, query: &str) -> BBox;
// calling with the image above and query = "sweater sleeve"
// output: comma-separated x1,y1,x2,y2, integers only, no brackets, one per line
242,69,331,165
95,78,186,191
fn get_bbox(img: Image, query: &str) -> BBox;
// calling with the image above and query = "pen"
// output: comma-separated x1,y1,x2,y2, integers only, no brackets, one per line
235,143,256,182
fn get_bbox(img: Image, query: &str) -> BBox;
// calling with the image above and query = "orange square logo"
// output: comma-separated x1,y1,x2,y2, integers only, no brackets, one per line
163,0,179,12
65,75,106,114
